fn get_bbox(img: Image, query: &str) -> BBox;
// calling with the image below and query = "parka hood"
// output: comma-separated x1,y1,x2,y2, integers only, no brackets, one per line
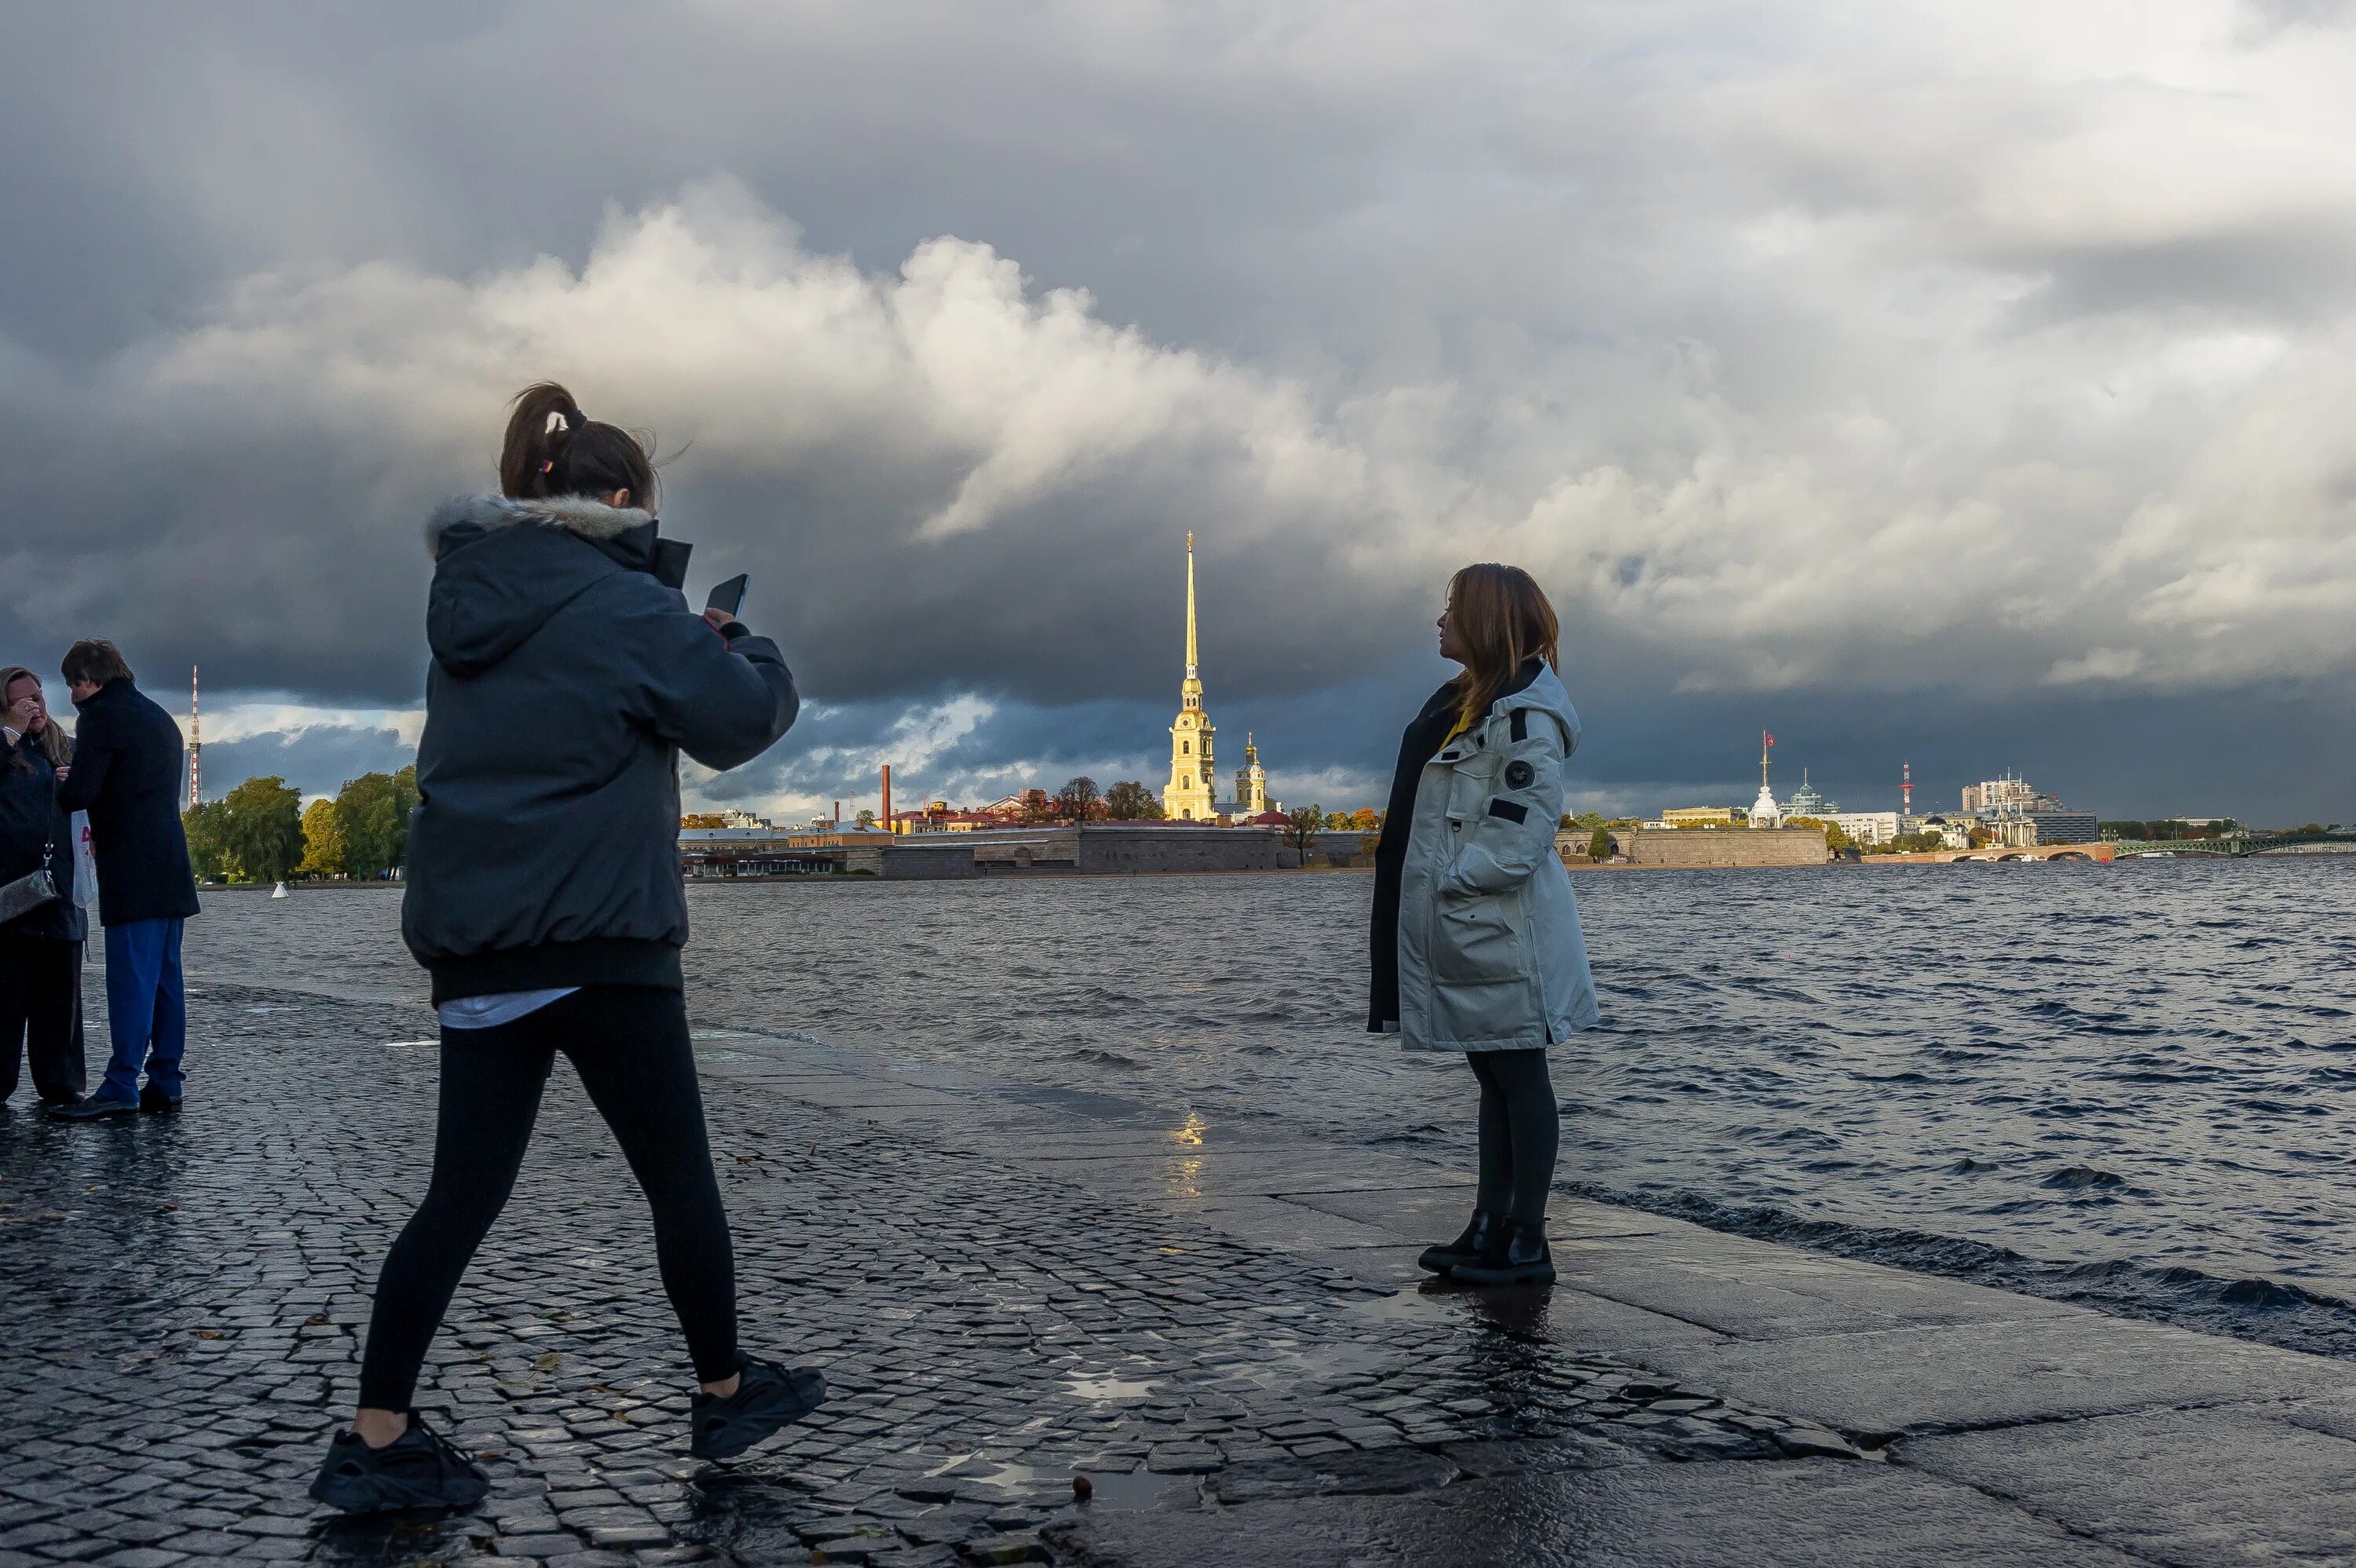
1491,661,1579,751
424,495,655,678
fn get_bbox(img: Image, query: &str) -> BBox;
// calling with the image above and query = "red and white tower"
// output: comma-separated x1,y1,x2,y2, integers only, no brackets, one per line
1901,760,1912,816
187,666,203,807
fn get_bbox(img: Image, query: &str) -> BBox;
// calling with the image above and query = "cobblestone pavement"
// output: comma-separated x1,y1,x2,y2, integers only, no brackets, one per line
2,980,1863,1567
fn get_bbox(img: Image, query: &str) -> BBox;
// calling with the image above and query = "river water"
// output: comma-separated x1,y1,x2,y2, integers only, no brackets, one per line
185,857,2356,1358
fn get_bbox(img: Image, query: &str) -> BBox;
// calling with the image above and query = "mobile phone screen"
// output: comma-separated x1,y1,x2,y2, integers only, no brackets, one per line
705,574,749,616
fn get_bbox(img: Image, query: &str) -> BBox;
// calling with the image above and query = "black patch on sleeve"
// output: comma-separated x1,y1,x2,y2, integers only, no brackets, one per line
1503,759,1535,790
1487,798,1529,824
1509,708,1529,743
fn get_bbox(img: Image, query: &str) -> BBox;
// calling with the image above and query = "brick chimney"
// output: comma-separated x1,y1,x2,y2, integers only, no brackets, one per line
882,764,893,828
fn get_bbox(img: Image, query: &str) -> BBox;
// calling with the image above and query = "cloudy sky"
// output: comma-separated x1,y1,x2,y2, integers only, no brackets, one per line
5,0,2353,824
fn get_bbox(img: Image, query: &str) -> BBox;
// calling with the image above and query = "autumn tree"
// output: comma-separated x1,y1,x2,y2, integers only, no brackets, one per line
1055,776,1103,824
297,797,346,877
1350,808,1381,832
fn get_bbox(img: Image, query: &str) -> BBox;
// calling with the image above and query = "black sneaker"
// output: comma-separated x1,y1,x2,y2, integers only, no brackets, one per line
1417,1209,1500,1274
139,1084,182,1114
309,1413,491,1513
1451,1219,1556,1287
692,1354,826,1460
49,1094,137,1121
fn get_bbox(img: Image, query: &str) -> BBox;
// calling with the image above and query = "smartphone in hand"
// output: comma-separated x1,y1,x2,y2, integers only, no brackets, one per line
705,574,749,618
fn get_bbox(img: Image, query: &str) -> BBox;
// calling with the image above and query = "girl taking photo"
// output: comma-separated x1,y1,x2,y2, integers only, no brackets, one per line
1369,564,1598,1287
313,384,818,1512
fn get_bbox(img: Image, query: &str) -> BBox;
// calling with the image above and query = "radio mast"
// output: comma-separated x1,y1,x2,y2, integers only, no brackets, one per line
187,666,202,807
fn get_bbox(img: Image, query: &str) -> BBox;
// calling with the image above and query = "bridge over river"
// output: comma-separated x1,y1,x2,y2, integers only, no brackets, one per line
1871,830,2356,864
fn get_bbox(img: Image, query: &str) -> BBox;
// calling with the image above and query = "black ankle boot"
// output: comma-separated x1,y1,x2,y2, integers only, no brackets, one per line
1417,1209,1500,1274
1452,1219,1554,1286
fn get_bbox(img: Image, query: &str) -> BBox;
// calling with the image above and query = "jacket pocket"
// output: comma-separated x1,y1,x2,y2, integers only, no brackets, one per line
1432,891,1524,984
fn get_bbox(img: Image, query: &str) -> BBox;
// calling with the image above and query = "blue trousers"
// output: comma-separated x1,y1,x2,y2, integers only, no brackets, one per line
100,918,185,1102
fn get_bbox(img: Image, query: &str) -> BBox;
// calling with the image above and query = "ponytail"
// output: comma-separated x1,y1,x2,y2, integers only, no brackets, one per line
499,381,657,508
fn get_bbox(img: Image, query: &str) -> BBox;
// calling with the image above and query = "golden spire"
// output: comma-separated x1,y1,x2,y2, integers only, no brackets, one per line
1184,532,1198,680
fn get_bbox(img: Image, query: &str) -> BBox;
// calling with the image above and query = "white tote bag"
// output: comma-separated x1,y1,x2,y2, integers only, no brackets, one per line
71,810,97,909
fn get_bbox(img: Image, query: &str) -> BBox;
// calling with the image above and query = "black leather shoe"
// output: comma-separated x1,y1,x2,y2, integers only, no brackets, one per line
692,1353,826,1460
309,1413,491,1513
49,1094,138,1121
139,1084,182,1114
1417,1209,1501,1274
1451,1219,1555,1287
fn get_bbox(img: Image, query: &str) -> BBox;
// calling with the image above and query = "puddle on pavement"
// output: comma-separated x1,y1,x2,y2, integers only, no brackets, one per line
1073,1467,1191,1511
1064,1372,1158,1400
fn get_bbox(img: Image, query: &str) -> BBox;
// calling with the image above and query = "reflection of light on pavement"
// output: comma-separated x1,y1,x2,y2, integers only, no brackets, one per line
1170,1111,1206,1146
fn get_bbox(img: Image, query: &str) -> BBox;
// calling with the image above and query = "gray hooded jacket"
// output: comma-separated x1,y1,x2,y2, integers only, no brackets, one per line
1393,660,1599,1051
401,495,799,1003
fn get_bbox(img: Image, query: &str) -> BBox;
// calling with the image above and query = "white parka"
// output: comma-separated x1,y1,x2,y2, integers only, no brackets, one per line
1393,661,1599,1052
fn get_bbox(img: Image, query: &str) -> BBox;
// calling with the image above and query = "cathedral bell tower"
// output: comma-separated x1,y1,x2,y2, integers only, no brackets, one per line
1234,733,1268,817
1162,534,1217,822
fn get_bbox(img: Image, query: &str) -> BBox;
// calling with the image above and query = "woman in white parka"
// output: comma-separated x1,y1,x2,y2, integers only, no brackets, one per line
1368,564,1598,1287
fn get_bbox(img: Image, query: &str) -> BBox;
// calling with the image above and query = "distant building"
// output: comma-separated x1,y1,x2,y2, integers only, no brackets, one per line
1229,733,1271,818
1162,534,1218,822
1750,731,1780,828
2018,810,2098,846
1784,770,1836,818
1662,806,1738,828
1823,810,1899,846
1961,773,2063,813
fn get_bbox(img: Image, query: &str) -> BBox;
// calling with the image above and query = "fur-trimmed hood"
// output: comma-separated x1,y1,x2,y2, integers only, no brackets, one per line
424,493,660,678
425,492,653,555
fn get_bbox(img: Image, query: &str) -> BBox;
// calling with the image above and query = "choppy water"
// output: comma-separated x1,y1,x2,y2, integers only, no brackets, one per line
187,858,2356,1356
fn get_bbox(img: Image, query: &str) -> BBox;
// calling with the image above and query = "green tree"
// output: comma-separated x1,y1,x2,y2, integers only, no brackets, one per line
1588,826,1612,860
1325,810,1352,830
297,797,346,877
337,766,420,878
1283,803,1324,861
220,776,305,884
181,800,240,883
1103,780,1162,821
854,808,877,829
1572,810,1607,829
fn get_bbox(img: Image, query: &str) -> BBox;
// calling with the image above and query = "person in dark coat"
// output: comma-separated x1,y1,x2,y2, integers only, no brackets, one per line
49,640,199,1120
0,664,87,1108
313,382,819,1516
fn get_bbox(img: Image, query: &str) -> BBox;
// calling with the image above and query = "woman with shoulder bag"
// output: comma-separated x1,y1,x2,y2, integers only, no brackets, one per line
0,664,88,1109
1368,565,1598,1287
311,384,818,1513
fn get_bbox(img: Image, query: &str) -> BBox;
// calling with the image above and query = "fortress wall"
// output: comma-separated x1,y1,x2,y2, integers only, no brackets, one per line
1620,828,1828,867
1077,826,1281,873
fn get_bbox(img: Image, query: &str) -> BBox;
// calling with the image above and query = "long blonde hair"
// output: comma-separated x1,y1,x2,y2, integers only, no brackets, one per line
1446,564,1560,736
1,666,71,772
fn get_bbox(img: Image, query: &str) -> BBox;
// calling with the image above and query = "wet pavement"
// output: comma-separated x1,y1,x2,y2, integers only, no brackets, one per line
7,974,2356,1566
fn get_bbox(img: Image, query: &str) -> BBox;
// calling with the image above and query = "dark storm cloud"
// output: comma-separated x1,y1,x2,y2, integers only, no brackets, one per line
4,2,2354,822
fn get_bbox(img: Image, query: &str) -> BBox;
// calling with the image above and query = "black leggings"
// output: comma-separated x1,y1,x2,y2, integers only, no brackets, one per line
1468,1049,1559,1229
357,986,737,1410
